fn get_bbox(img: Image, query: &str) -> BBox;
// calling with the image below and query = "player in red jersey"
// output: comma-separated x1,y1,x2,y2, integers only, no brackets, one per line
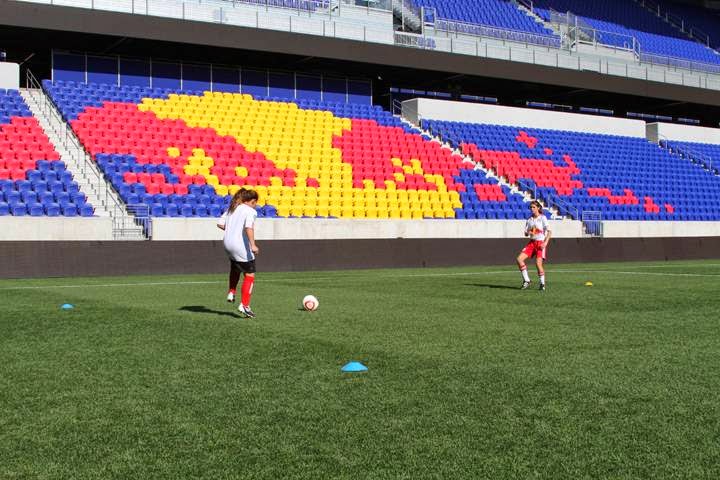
517,201,551,291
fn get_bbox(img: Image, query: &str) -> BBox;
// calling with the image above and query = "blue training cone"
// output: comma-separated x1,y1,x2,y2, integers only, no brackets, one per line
61,303,74,310
341,361,368,373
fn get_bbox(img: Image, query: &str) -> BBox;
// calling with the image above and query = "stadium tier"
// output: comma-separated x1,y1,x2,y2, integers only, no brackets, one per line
0,88,94,217
532,0,720,65
422,119,720,221
43,80,534,219
417,0,557,37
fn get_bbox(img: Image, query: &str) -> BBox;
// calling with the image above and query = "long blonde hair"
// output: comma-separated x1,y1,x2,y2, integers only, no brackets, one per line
228,188,259,214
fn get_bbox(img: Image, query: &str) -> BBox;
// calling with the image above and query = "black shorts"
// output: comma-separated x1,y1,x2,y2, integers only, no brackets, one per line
230,259,256,274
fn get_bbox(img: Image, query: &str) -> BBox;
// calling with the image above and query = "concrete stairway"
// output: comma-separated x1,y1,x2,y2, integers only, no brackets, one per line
20,88,147,239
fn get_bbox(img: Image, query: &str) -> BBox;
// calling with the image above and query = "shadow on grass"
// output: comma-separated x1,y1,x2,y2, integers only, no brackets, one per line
464,283,518,290
180,305,239,318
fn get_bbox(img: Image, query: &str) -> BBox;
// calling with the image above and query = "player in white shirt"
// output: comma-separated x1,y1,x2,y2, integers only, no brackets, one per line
516,200,551,291
217,188,260,317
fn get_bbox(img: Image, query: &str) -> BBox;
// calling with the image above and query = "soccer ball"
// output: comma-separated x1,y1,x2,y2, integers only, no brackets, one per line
302,295,319,311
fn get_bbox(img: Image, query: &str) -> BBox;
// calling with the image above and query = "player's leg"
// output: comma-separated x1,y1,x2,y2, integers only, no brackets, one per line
517,251,531,288
238,260,257,318
536,256,546,291
227,261,241,302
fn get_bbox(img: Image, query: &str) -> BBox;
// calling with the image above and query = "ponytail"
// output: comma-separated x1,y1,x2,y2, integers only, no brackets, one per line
228,188,259,214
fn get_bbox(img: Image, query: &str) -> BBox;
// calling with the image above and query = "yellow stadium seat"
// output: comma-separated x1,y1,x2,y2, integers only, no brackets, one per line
183,165,198,176
277,206,290,217
228,185,242,196
215,185,229,196
329,206,341,217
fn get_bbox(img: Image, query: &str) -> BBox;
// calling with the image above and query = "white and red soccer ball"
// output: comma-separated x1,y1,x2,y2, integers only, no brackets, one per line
302,295,319,311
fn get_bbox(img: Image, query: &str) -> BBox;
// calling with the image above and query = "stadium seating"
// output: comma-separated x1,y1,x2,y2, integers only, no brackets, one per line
661,139,720,175
663,2,720,49
43,80,533,219
532,0,720,65
416,0,557,38
422,119,720,221
0,88,94,217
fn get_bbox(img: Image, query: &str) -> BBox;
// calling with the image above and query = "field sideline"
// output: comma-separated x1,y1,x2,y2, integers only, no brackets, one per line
1,260,719,479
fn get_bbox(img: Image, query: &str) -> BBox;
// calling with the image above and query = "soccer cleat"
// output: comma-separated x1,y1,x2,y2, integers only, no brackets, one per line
521,281,531,290
226,292,235,303
238,304,256,318
539,283,546,291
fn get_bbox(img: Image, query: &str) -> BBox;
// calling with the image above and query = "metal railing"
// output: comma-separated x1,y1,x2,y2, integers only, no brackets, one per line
25,70,124,214
426,12,561,49
640,51,720,75
635,0,711,47
581,210,603,236
394,31,434,49
550,9,639,58
114,204,152,239
515,0,533,14
27,70,150,239
659,137,717,175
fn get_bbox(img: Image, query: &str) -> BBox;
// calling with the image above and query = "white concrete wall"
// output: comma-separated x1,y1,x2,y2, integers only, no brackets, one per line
647,122,720,145
151,217,584,241
406,98,647,137
603,221,720,238
0,62,19,90
0,217,113,240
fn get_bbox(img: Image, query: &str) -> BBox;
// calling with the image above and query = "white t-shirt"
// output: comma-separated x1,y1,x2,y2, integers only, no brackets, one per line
525,214,550,241
218,204,258,262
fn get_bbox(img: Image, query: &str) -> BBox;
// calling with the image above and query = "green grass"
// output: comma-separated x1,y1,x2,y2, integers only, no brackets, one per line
2,260,720,479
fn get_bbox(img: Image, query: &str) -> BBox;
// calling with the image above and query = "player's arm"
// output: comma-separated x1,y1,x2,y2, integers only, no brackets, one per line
217,223,225,231
245,226,259,255
217,214,227,230
543,219,552,247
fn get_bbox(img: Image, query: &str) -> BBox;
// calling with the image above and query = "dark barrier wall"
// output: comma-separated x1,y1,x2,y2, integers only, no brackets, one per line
1,238,719,278
0,0,718,107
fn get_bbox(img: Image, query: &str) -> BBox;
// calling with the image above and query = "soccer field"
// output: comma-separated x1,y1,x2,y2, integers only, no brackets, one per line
1,260,719,479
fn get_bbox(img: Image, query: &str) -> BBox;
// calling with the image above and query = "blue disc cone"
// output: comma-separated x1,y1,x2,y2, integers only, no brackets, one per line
341,361,368,373
61,303,74,310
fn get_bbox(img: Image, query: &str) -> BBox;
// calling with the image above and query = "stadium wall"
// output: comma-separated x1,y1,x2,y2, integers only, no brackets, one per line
2,237,720,278
0,217,112,240
405,99,647,137
647,122,720,144
151,218,583,241
0,61,19,89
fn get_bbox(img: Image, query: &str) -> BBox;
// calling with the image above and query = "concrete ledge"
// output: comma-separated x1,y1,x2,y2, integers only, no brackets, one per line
603,221,720,238
0,217,113,240
151,218,584,241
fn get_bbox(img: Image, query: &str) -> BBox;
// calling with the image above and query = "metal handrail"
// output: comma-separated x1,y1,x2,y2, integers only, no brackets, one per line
550,9,639,57
636,0,711,47
429,16,561,49
25,70,124,214
659,135,716,175
640,51,720,75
